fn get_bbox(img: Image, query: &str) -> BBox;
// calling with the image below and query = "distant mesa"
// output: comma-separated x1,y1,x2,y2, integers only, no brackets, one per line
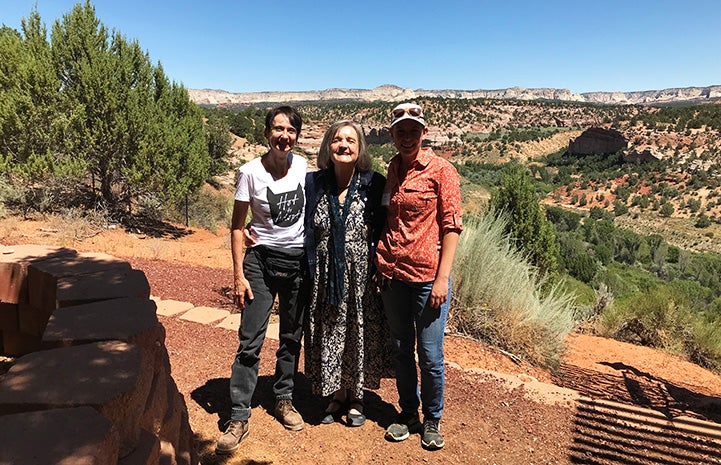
566,127,663,164
568,128,628,156
188,84,721,107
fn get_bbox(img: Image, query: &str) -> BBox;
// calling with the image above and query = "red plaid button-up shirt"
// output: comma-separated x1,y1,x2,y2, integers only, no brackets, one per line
375,147,463,282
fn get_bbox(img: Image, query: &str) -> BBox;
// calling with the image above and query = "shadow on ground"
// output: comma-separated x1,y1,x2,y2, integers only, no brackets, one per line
555,361,721,422
555,362,721,464
190,373,398,432
123,214,193,239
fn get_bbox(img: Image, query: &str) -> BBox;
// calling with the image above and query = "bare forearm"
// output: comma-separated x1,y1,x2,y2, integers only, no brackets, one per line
229,200,252,308
231,228,246,279
436,231,460,281
429,231,460,309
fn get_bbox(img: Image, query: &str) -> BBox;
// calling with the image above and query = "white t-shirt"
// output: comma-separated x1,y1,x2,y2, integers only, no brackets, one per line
235,153,306,248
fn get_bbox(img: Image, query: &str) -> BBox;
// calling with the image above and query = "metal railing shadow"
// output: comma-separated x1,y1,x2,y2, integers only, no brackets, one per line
555,363,721,464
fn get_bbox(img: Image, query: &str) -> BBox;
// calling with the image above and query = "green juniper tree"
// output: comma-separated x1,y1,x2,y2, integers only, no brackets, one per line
51,1,209,209
1,15,56,159
204,112,232,178
0,12,84,212
0,1,209,214
490,164,560,277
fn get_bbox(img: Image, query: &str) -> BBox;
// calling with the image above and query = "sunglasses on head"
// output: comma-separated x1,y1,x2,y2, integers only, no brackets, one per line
392,106,423,119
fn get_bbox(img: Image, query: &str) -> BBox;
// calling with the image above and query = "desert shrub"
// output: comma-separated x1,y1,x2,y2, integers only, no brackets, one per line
0,176,23,218
600,286,690,348
709,298,721,321
660,202,675,217
367,144,396,168
47,207,113,242
1,175,84,217
573,283,614,334
370,155,388,177
595,262,660,299
613,199,629,216
686,322,721,372
695,214,712,228
450,212,576,370
557,276,596,307
685,252,721,292
686,198,702,213
167,188,234,233
667,279,714,310
490,164,559,277
558,235,598,283
545,205,581,232
136,194,166,221
597,285,721,372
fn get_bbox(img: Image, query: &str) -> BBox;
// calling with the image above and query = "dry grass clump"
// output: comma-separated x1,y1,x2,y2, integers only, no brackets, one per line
46,208,112,242
0,215,20,243
0,206,113,246
450,213,576,370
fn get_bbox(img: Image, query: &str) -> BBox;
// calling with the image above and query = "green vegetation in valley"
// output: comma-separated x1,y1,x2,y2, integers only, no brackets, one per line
202,107,266,145
448,161,721,373
632,104,721,131
548,206,721,371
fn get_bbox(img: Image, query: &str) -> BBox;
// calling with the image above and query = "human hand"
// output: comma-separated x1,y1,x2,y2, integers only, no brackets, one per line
429,277,448,309
371,271,389,293
234,275,254,310
243,225,258,248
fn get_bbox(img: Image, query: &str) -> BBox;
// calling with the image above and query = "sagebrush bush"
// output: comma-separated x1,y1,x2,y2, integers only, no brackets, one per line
167,188,234,233
597,285,721,372
451,211,576,370
0,173,100,218
688,321,721,372
0,177,20,218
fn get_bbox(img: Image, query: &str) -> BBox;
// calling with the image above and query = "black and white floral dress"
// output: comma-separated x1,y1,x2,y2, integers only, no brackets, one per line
304,178,391,399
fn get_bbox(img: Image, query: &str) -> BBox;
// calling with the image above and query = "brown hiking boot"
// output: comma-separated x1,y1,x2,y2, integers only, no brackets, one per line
274,399,304,431
215,420,249,455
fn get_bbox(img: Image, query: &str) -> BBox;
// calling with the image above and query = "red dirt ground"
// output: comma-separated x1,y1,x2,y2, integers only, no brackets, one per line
4,219,721,464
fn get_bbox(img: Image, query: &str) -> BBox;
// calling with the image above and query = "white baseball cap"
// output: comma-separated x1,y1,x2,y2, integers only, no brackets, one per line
390,103,426,128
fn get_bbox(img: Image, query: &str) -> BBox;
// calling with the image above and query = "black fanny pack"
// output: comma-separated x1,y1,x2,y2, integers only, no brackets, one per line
254,245,305,279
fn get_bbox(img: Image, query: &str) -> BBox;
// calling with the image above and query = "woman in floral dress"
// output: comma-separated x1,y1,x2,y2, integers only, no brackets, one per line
304,120,390,427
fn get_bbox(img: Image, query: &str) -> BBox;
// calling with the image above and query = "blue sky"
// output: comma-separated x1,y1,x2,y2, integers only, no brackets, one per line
2,0,720,94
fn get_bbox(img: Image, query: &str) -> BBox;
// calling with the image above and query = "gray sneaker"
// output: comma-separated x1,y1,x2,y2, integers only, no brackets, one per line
215,420,249,455
385,410,421,442
274,399,304,431
421,419,444,450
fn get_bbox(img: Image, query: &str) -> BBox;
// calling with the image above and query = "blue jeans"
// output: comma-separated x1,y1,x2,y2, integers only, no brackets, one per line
229,245,306,422
381,278,450,421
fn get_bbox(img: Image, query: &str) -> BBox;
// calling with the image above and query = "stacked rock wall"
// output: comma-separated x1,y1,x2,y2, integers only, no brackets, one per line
0,244,197,465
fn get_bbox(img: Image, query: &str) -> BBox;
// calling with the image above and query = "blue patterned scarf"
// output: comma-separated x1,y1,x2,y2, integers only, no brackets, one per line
326,170,359,307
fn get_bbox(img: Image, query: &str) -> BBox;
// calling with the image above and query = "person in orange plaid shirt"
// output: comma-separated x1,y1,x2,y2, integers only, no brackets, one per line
375,103,463,450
